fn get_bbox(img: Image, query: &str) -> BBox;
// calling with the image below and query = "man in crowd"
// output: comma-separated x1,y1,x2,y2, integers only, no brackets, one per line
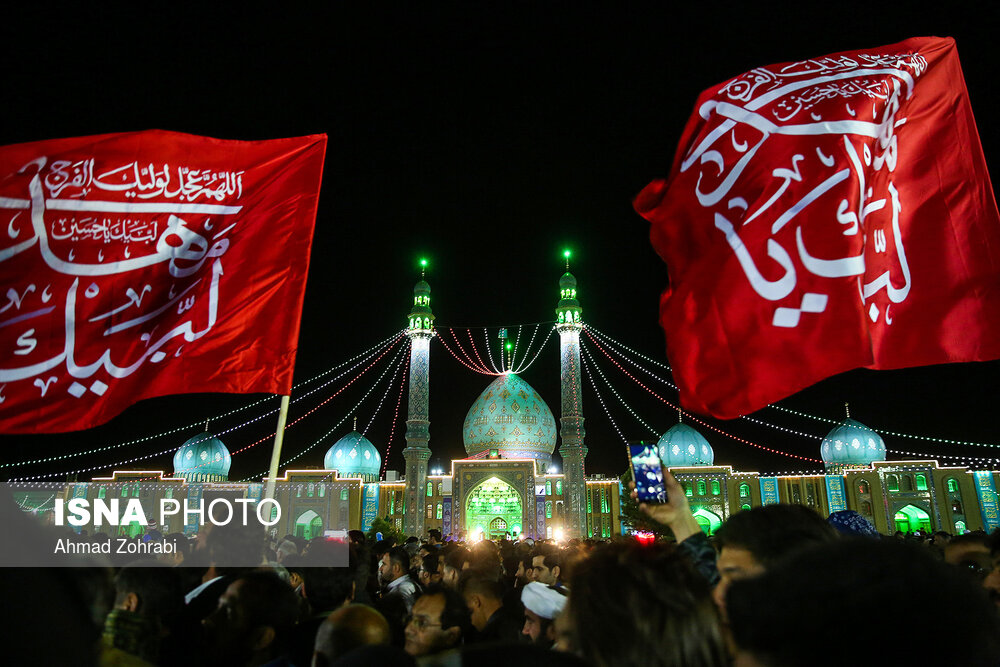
201,570,301,667
404,585,469,658
102,564,183,665
441,546,472,589
311,604,391,666
944,531,992,582
530,545,563,587
520,581,567,649
459,566,522,643
379,545,418,612
419,551,444,589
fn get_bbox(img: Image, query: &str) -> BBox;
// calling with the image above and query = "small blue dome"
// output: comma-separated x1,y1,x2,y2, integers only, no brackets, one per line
820,418,886,468
657,423,714,467
173,433,231,482
324,431,381,481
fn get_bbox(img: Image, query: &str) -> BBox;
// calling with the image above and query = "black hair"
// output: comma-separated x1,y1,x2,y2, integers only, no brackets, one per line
457,565,505,601
567,541,726,667
233,570,302,652
387,545,410,573
727,539,1000,667
113,565,183,620
420,584,470,633
714,503,837,567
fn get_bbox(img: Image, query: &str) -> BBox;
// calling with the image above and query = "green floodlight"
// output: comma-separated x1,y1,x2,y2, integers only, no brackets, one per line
505,342,513,351
563,249,571,270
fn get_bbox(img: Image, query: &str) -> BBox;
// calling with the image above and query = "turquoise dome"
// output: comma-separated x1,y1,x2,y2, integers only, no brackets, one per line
820,418,886,468
173,432,231,482
324,431,381,481
463,373,557,469
657,423,714,466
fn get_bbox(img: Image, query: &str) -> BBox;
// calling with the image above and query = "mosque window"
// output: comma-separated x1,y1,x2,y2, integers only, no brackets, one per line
587,491,593,512
710,480,720,496
556,501,563,517
98,486,106,499
915,474,928,491
861,500,873,515
389,494,395,514
806,483,815,506
341,488,349,501
319,485,325,498
546,501,553,519
437,503,443,520
122,485,129,497
556,480,562,495
546,480,552,496
296,486,302,498
887,475,899,492
955,520,967,534
308,483,315,498
164,488,172,500
427,482,433,497
697,480,706,496
571,289,576,298
684,483,692,497
437,483,443,495
947,478,959,493
858,480,870,495
741,503,751,512
739,484,750,498
339,507,348,525
558,312,565,323
427,504,433,518
790,485,801,504
901,476,913,492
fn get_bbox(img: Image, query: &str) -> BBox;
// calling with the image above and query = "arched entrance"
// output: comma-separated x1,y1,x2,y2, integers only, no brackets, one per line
295,509,324,540
692,507,723,536
465,476,523,539
894,504,931,534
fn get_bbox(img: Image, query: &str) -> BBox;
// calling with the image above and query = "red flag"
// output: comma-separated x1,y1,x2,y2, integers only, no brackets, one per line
0,130,326,433
635,37,1000,419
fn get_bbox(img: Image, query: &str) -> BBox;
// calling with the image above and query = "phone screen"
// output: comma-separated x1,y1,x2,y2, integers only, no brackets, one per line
629,444,667,504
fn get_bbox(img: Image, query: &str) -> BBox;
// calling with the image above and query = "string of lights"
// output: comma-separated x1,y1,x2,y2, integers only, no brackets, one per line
580,341,713,466
381,352,411,479
239,342,409,480
465,328,495,374
509,324,523,371
0,331,405,471
579,344,633,469
511,325,554,375
582,334,823,463
482,327,501,374
11,333,406,482
235,342,406,476
588,326,1000,450
438,328,496,375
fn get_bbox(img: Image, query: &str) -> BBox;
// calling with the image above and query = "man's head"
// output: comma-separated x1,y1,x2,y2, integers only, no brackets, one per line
531,546,562,586
981,529,1000,608
514,554,536,587
312,604,390,667
458,566,505,632
404,585,468,657
428,529,442,545
562,542,725,666
441,547,471,589
711,504,837,619
112,565,182,620
202,571,301,667
520,582,568,648
944,532,991,582
379,546,410,586
727,539,1000,666
419,552,444,589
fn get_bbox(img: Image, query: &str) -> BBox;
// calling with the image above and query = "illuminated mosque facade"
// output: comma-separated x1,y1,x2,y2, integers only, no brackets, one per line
46,269,1000,541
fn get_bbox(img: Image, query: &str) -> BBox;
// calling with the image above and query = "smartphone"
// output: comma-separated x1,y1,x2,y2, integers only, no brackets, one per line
629,444,667,504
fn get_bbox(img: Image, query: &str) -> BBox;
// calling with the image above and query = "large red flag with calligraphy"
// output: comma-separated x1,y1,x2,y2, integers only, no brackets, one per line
635,37,1000,419
0,130,326,433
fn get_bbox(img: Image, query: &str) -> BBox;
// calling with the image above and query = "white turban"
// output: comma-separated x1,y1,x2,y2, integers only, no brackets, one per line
521,582,568,620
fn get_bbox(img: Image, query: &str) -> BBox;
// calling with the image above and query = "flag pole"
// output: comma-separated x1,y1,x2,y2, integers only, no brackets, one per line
265,395,291,500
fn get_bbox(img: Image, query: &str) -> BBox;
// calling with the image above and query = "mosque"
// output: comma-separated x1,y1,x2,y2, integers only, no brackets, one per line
41,268,1000,541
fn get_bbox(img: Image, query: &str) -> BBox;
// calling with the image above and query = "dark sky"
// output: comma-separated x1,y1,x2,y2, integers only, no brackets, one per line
1,5,998,481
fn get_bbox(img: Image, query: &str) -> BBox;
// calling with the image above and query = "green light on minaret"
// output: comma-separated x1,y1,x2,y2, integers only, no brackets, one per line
563,249,571,270
419,257,428,278
505,342,512,351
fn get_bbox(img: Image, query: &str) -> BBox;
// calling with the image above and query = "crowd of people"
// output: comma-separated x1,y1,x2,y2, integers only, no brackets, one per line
5,468,1000,666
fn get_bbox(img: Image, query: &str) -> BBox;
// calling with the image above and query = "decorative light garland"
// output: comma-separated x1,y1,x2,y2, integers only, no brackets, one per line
381,352,411,479
438,328,496,375
464,328,495,374
582,334,822,463
0,331,405,471
481,327,501,374
588,326,1000,450
512,325,554,375
12,334,405,482
239,343,408,480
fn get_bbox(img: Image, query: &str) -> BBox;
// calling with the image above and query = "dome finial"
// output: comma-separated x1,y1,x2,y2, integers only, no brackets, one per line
563,248,571,271
844,402,850,419
419,257,428,279
204,418,209,432
353,415,357,432
677,408,683,424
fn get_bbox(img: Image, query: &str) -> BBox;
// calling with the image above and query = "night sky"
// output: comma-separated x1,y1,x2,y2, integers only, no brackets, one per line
1,5,998,481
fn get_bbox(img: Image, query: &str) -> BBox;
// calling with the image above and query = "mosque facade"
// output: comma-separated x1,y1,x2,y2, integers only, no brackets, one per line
34,270,1000,541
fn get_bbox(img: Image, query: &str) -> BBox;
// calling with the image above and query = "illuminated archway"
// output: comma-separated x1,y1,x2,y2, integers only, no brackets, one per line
894,504,931,534
692,507,723,535
465,476,523,539
295,509,324,540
